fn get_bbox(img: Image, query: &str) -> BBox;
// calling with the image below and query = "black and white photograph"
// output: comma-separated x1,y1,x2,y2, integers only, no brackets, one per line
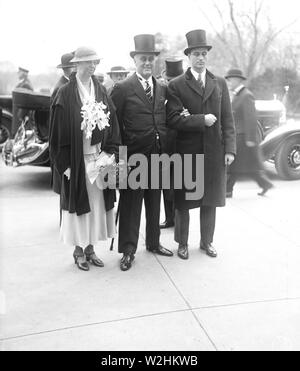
0,0,300,353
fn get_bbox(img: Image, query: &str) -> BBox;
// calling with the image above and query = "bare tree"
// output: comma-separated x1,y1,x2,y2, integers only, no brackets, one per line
196,0,298,80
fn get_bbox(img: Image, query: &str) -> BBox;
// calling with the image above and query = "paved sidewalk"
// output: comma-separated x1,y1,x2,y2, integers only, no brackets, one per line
0,162,300,351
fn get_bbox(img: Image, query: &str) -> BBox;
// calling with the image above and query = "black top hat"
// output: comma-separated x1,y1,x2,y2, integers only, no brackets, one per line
107,66,130,75
184,29,212,56
130,34,160,58
225,69,247,80
163,59,184,80
57,52,75,69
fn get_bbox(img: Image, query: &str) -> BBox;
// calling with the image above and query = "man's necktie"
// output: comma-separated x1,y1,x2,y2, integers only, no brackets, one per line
145,80,153,102
197,75,205,95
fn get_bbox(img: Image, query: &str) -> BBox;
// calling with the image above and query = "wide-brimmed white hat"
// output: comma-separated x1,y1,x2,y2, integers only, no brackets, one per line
71,47,101,63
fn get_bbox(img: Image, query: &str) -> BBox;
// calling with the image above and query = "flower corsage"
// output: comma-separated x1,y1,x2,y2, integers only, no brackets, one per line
81,100,110,139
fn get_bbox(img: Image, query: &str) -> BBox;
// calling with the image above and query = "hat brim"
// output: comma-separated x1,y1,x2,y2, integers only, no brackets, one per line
57,64,74,69
70,55,101,63
225,74,247,80
130,51,160,58
107,70,130,75
184,45,212,56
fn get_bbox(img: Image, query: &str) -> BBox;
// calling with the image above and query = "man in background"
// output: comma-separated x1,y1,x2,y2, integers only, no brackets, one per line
225,69,274,197
15,67,34,91
106,66,130,95
12,67,34,135
160,58,184,229
51,52,75,103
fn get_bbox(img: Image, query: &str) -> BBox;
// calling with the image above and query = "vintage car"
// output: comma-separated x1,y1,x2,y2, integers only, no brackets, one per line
1,89,50,167
0,95,13,150
255,99,286,135
261,119,300,180
1,90,300,180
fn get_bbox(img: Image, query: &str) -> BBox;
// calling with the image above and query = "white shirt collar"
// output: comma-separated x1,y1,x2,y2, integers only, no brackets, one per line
136,72,153,87
63,75,70,81
191,68,206,85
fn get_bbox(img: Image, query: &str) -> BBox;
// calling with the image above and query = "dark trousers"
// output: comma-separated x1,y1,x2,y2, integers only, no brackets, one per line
163,190,175,223
118,188,161,255
227,171,273,193
175,206,216,246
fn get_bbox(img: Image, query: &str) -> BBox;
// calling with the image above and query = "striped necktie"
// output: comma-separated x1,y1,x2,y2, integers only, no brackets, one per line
145,80,153,102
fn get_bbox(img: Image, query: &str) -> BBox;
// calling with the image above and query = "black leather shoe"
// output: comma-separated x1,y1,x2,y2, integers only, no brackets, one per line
200,242,218,258
120,254,134,271
85,253,104,268
160,220,175,229
147,245,174,257
258,183,274,196
73,253,90,271
177,245,189,260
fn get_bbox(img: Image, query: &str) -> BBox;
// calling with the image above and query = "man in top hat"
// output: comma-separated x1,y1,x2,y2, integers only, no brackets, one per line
51,52,75,103
106,66,130,95
225,69,274,197
167,29,236,260
15,67,34,91
162,59,184,84
111,34,174,271
160,58,184,229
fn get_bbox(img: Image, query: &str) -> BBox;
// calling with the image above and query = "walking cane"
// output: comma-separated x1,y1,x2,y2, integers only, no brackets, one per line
110,197,120,251
110,161,129,251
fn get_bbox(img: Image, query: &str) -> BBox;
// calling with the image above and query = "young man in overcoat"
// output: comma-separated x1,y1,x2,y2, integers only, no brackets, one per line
167,29,236,260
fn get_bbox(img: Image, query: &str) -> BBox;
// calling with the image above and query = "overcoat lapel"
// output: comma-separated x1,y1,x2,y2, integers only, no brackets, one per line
203,72,217,104
185,69,204,97
132,73,153,109
154,78,162,110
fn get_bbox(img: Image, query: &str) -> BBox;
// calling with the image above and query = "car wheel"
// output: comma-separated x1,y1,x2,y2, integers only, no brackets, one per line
0,116,12,150
275,136,300,180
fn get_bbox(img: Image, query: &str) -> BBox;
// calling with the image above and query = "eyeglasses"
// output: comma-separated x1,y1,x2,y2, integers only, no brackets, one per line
190,51,208,58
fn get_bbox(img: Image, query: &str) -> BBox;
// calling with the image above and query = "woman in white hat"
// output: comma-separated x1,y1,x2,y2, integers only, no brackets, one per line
50,47,121,271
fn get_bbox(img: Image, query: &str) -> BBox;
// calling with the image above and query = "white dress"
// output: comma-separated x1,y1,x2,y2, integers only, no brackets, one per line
60,76,116,247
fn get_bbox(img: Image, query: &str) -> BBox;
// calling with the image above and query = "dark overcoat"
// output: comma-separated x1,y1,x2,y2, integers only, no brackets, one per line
229,86,263,174
49,74,121,216
51,75,69,103
50,75,70,194
167,68,236,209
111,73,170,157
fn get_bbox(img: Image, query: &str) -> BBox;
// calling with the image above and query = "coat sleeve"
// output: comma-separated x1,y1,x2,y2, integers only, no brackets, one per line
242,91,258,143
49,92,71,175
102,96,122,160
110,83,126,141
220,78,237,155
166,81,206,132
